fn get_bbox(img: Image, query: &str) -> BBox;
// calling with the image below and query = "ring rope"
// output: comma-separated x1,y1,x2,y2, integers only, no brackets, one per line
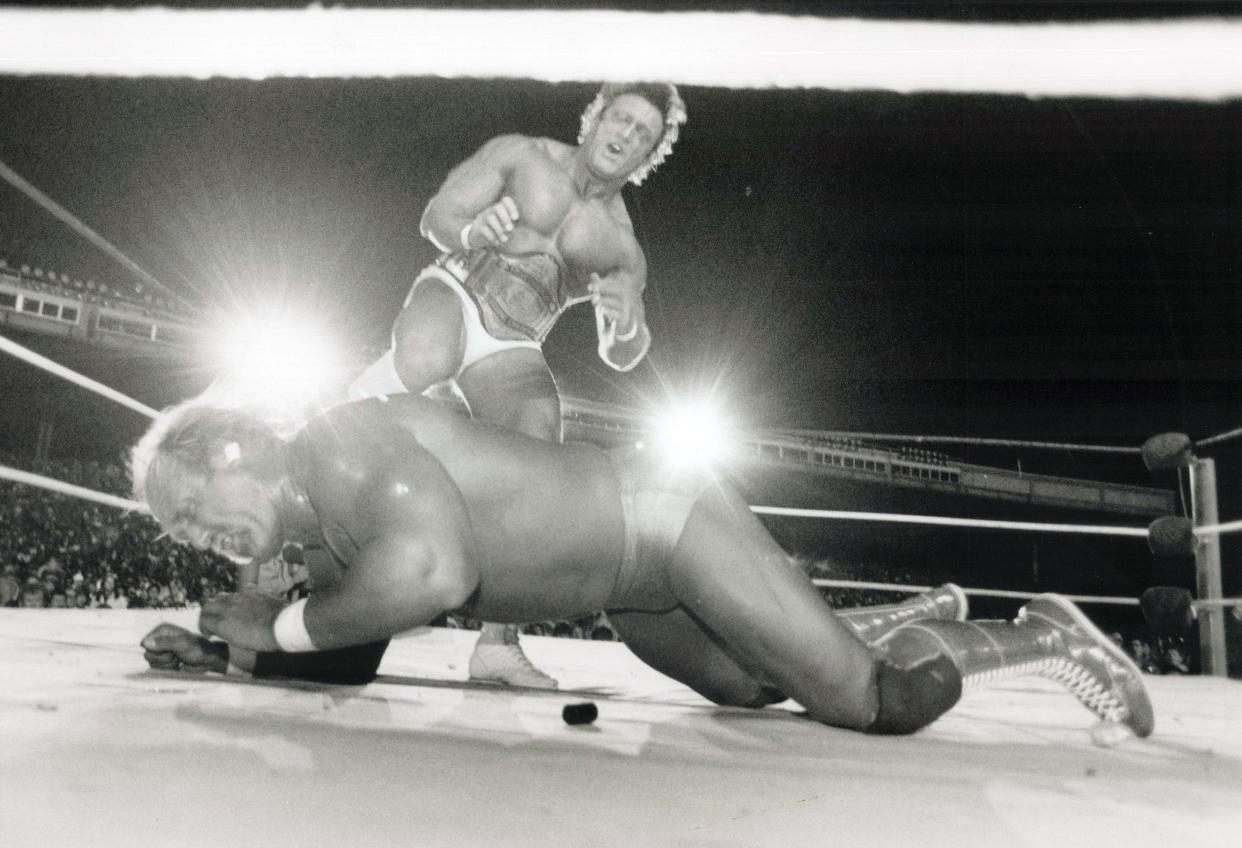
768,428,1141,455
0,464,147,513
0,334,158,419
753,505,1242,540
751,505,1150,538
1199,518,1242,537
1197,426,1242,449
814,578,1242,611
812,578,1141,606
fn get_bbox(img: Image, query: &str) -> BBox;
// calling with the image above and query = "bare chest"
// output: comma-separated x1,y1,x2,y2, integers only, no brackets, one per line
505,159,636,278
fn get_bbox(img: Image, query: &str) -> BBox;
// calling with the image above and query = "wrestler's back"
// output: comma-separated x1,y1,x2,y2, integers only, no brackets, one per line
495,138,640,291
304,395,626,622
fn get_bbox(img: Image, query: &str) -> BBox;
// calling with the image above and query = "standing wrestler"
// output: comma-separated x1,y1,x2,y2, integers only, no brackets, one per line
135,394,1153,740
348,82,687,687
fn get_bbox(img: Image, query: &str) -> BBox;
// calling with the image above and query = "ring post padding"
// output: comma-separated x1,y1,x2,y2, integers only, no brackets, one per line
1141,432,1193,472
1146,516,1196,558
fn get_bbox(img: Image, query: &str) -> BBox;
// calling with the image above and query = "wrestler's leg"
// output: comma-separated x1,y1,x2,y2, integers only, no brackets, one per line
457,348,561,687
608,607,785,707
457,349,563,442
666,482,879,730
390,279,467,393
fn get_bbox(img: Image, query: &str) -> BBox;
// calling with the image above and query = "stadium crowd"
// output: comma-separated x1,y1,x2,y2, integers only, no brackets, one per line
0,453,236,610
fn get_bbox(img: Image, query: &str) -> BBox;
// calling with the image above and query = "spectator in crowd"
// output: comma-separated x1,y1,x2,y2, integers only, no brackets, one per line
20,577,45,608
0,451,238,612
0,564,20,607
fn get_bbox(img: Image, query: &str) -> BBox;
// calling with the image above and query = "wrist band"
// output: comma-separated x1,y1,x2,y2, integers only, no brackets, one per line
273,598,317,652
207,640,247,676
459,222,474,251
615,318,640,342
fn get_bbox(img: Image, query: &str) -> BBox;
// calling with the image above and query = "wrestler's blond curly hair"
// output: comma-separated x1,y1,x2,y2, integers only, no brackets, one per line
577,82,687,186
130,388,301,530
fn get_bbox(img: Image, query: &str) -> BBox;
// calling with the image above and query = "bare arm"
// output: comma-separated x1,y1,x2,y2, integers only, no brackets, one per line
297,443,480,649
419,134,530,254
199,434,481,652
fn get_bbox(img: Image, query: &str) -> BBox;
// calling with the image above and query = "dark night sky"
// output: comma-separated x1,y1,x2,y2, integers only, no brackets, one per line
0,3,1238,472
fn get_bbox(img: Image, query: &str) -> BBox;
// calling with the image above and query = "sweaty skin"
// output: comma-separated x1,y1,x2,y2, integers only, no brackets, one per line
196,394,880,730
292,397,628,627
429,134,646,301
413,92,666,373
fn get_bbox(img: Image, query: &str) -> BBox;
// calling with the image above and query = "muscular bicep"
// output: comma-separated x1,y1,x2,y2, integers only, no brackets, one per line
421,134,529,229
296,430,482,647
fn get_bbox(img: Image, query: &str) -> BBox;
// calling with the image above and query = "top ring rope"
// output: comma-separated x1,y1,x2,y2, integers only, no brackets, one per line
0,334,158,419
767,428,1141,455
1197,426,1242,449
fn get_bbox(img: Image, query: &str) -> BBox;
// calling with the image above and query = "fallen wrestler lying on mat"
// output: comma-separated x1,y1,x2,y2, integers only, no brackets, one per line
132,393,1153,737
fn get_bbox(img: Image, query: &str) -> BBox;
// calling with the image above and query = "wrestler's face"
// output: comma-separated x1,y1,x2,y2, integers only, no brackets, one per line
585,93,664,182
169,468,283,567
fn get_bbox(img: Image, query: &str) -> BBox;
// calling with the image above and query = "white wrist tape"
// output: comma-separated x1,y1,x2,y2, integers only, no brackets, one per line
273,598,317,652
459,222,474,251
614,318,640,342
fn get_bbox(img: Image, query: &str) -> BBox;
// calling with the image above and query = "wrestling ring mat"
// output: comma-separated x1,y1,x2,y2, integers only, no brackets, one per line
1,610,1240,848
2,327,1240,847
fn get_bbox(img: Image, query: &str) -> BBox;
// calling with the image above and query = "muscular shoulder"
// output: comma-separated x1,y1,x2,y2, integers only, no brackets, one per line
605,193,637,234
293,402,412,507
475,133,548,166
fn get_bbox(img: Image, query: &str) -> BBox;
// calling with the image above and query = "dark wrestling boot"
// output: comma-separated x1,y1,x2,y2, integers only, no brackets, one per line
836,583,968,645
874,594,1154,738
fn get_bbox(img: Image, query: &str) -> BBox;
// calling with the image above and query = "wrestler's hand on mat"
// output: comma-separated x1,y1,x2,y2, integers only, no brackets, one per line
588,273,637,336
468,196,520,247
141,622,229,674
198,589,285,652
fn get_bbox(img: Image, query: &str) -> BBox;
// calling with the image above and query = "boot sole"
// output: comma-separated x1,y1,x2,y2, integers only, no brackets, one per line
1023,593,1155,738
942,583,968,621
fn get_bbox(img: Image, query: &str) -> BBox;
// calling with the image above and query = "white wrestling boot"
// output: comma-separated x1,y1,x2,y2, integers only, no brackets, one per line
468,623,558,689
836,583,968,645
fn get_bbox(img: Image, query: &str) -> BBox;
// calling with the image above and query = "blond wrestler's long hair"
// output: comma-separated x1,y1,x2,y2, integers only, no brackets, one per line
130,389,300,533
577,82,687,186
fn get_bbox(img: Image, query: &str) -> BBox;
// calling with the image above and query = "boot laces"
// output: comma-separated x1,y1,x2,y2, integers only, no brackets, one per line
964,657,1127,723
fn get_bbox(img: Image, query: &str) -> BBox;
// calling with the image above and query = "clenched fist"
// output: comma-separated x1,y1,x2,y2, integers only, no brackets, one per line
141,622,229,674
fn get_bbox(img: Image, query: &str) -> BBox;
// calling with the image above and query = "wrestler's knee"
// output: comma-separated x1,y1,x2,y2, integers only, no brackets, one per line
862,626,963,735
693,677,783,710
392,332,459,393
508,396,561,441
